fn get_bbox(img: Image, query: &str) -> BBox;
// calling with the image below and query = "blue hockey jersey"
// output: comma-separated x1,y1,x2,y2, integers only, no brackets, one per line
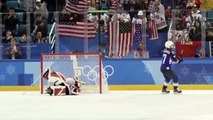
161,49,179,70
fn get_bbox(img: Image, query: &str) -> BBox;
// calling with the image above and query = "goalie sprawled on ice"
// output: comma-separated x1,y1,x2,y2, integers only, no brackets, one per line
42,68,85,96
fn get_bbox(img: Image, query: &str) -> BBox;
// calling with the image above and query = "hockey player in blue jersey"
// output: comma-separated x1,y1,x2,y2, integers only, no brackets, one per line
161,40,183,93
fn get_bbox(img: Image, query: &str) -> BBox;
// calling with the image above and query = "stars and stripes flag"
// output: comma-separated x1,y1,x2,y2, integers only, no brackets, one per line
109,0,119,12
148,0,158,40
108,21,135,57
65,0,119,14
149,19,158,40
134,24,143,42
65,0,90,14
58,22,96,39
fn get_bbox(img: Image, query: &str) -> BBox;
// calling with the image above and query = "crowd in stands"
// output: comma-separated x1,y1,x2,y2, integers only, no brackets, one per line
0,0,213,59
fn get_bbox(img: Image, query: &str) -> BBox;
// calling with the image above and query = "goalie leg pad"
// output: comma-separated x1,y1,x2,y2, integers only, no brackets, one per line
50,86,67,96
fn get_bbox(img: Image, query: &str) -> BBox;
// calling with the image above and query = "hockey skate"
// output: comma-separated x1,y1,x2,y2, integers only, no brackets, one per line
162,89,170,93
173,86,182,94
162,85,170,94
46,86,53,96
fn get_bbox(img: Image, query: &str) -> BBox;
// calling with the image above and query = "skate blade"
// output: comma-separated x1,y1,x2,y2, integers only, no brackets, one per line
173,92,182,95
161,91,170,94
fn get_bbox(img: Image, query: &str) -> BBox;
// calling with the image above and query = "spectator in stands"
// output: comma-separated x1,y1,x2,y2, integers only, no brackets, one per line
138,0,149,10
132,10,147,24
185,5,202,28
111,4,131,23
189,20,201,40
186,0,194,8
195,47,205,57
130,0,138,18
32,30,47,43
123,0,138,18
44,0,56,11
34,0,49,19
161,0,174,9
32,14,48,37
88,0,97,10
206,23,213,41
175,0,187,9
186,0,201,9
153,0,167,32
59,7,80,24
0,0,7,13
19,0,35,12
123,0,131,11
134,40,148,58
173,7,185,30
206,30,213,41
19,33,28,43
3,8,20,34
99,13,109,33
165,6,172,21
87,0,97,23
6,38,22,59
2,30,14,44
130,0,136,11
100,0,110,10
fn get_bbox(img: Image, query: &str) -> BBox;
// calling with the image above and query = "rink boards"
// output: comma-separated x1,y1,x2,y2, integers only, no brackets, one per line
1,85,213,91
0,58,213,90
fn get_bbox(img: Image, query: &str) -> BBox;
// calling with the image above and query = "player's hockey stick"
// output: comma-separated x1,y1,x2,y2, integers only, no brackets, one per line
180,46,184,58
179,29,189,59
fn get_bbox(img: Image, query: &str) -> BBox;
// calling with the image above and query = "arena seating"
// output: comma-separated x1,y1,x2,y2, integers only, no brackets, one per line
1,43,51,59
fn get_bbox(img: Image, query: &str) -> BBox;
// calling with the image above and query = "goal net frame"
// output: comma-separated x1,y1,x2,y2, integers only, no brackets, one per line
40,52,104,94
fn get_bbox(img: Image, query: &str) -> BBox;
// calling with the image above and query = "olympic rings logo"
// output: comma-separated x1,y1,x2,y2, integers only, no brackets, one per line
82,65,114,81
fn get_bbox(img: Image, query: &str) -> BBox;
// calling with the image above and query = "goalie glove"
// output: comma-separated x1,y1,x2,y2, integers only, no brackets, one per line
46,86,53,96
177,56,183,63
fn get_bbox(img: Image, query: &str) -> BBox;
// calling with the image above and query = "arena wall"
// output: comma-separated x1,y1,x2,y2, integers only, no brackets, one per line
0,58,213,91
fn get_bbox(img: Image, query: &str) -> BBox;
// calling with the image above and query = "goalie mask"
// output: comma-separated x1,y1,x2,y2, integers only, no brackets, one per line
165,41,175,49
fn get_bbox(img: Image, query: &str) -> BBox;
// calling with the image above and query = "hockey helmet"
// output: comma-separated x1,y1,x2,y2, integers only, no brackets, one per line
165,40,175,49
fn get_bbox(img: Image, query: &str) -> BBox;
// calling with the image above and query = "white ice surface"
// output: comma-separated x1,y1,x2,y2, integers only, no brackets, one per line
0,90,213,120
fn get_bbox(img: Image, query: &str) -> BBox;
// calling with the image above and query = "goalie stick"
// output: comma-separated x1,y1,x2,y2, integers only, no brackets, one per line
22,75,41,95
22,68,50,95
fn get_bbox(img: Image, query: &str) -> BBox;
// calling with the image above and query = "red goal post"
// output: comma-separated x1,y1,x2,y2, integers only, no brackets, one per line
40,53,109,94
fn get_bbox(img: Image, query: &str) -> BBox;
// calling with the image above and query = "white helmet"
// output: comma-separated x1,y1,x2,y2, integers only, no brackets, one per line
137,10,143,16
165,41,175,49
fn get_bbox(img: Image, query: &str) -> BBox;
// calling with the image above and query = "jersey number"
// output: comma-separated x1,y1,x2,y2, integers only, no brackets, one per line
162,54,167,64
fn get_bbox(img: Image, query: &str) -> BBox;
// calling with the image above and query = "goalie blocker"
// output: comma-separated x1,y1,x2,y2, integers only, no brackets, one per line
46,86,66,96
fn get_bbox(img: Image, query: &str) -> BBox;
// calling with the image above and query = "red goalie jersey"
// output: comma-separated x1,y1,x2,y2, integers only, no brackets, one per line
43,68,85,96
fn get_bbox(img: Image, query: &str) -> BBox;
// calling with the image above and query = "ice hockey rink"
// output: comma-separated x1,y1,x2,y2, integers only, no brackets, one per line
1,90,213,120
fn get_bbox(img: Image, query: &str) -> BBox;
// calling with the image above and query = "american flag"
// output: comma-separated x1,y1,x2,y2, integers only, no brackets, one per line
148,1,158,40
150,19,158,40
65,0,90,14
108,21,134,57
109,0,119,12
58,22,96,39
65,0,118,14
134,24,143,42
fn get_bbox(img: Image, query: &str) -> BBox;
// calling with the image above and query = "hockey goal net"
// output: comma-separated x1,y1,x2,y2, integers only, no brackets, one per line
40,53,109,94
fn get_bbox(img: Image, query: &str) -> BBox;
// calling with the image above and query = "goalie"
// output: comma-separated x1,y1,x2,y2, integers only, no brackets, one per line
42,68,85,96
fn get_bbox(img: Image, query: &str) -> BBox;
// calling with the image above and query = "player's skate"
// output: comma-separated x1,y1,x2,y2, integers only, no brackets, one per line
46,86,53,96
173,86,182,94
162,85,170,94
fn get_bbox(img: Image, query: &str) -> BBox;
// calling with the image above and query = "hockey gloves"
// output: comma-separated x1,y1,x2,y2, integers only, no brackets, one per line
46,86,53,96
177,56,183,63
